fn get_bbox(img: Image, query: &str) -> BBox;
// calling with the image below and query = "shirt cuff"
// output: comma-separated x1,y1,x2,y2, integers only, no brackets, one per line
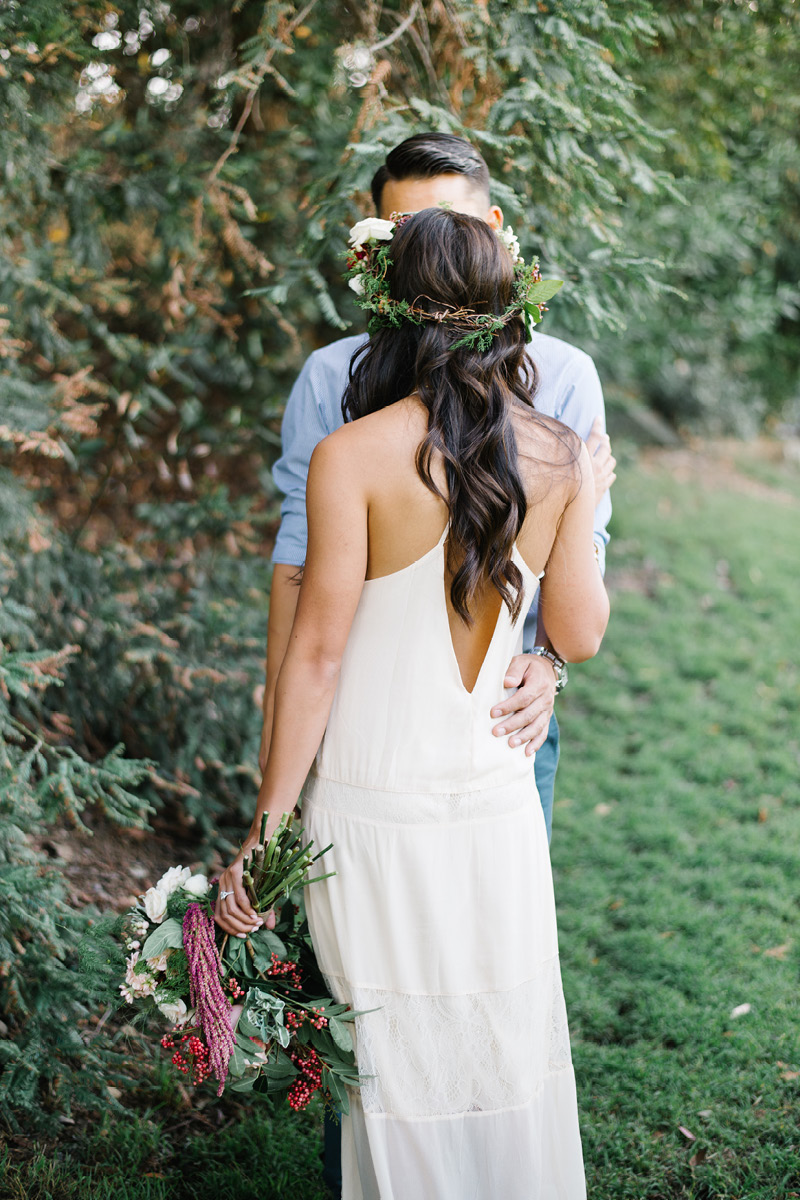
271,533,306,568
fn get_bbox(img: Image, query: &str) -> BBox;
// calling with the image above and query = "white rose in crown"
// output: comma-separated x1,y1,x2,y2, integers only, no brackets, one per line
348,217,395,249
348,274,365,295
155,865,192,896
182,873,210,897
143,885,169,924
497,225,521,263
157,997,189,1027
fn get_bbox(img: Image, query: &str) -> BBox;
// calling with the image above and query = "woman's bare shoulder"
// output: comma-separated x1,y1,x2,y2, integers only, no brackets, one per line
312,399,423,479
329,398,423,452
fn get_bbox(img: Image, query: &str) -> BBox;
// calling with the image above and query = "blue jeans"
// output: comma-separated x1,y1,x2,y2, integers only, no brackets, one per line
321,713,561,1195
535,711,560,843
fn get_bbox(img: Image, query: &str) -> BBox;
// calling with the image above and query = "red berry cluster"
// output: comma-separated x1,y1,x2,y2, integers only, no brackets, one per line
160,1030,212,1087
225,975,245,1001
285,1005,328,1033
308,1005,328,1031
346,248,369,269
288,1045,323,1112
267,952,302,988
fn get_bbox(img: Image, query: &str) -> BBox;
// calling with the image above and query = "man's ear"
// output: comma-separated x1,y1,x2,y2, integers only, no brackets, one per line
486,205,504,230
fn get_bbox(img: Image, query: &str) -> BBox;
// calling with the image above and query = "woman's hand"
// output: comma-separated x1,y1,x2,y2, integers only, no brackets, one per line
214,852,276,938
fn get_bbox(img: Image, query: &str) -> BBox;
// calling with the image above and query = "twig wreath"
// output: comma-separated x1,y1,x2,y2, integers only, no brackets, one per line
345,211,563,352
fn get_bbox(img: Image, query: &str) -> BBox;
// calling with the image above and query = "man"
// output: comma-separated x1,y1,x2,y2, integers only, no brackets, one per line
260,133,614,1199
261,132,614,837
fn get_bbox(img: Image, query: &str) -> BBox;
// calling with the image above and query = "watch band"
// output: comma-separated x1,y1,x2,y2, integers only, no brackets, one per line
531,646,568,693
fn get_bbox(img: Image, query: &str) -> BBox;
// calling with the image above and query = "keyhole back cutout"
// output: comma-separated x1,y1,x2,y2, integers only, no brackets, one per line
443,560,505,696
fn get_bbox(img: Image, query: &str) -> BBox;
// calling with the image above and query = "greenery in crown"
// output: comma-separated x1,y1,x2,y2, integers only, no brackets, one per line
345,214,563,353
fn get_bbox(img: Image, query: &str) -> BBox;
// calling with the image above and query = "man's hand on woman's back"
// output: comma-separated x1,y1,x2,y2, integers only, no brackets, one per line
586,417,616,505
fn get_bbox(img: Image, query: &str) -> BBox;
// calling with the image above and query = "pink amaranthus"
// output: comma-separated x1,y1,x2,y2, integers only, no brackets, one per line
182,901,236,1094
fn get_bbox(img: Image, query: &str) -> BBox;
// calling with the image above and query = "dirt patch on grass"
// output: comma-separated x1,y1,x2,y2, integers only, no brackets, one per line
638,436,800,508
37,807,213,915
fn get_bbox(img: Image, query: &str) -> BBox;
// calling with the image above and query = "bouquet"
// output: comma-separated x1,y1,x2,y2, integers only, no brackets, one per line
116,814,363,1113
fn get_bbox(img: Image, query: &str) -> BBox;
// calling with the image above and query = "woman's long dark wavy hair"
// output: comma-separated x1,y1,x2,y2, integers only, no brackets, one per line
343,207,549,624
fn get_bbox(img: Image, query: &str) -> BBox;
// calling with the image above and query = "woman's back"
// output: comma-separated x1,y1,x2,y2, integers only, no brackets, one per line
313,395,581,793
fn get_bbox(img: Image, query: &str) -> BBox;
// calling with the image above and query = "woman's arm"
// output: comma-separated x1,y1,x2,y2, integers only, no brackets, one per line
215,431,368,936
538,441,610,663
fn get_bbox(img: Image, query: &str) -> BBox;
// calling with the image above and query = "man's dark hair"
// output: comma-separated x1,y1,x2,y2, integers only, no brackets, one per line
370,132,490,213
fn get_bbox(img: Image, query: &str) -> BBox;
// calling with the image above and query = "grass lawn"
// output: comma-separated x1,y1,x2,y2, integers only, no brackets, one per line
2,439,798,1199
555,439,800,1199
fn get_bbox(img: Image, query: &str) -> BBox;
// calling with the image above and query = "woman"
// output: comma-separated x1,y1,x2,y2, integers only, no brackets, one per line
216,209,609,1198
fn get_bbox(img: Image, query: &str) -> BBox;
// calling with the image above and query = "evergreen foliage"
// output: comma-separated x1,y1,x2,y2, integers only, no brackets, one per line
0,518,151,1126
588,0,800,431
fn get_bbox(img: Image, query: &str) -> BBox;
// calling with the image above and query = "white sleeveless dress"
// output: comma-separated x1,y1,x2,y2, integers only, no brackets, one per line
303,525,586,1199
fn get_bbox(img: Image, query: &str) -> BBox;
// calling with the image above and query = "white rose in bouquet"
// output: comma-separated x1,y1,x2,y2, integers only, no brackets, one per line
143,885,169,924
157,997,189,1027
348,217,395,249
155,865,192,896
182,873,210,897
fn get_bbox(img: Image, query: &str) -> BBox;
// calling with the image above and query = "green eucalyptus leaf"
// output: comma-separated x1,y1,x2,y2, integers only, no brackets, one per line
227,1042,251,1078
249,928,287,971
525,279,564,304
326,1069,349,1113
227,1074,256,1093
328,1017,354,1053
236,1013,261,1040
140,918,184,959
226,938,247,975
262,1055,298,1086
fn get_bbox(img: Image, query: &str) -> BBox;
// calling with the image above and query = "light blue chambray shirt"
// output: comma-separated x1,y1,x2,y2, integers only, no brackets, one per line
272,330,611,651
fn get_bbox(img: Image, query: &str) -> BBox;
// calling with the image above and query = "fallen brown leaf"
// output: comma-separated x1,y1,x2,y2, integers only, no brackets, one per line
764,943,791,959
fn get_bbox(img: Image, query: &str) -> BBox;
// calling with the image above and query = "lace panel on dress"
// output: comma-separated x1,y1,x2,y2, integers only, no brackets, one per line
325,957,572,1119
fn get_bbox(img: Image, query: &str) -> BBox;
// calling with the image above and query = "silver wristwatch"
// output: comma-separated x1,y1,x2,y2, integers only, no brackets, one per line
531,646,568,693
